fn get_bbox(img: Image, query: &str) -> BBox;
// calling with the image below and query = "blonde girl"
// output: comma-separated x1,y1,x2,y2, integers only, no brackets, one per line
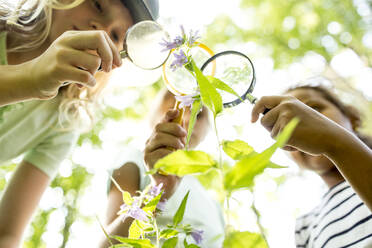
0,0,158,247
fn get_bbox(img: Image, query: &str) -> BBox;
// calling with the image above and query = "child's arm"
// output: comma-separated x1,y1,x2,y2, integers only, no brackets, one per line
0,63,38,106
99,162,140,247
99,110,186,247
0,161,51,248
0,30,121,107
251,95,372,211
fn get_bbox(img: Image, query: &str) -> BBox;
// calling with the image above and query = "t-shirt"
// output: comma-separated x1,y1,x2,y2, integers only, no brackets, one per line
110,148,225,248
295,181,372,248
0,31,78,178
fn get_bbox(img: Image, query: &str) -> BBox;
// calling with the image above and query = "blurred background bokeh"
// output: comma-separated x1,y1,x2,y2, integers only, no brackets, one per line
1,0,371,247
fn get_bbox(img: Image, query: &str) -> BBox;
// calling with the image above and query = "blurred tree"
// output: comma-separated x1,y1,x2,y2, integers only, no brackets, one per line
3,0,369,247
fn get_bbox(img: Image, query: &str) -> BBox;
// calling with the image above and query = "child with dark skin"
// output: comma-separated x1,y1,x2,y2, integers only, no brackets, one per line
251,87,372,209
252,85,372,247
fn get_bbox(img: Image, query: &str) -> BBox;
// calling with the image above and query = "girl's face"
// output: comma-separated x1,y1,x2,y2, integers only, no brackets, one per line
49,0,133,51
287,88,353,174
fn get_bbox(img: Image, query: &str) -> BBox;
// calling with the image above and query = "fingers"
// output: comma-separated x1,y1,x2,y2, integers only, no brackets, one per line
251,96,288,123
102,31,122,68
155,122,187,138
63,49,101,75
60,66,97,87
260,105,281,132
144,148,173,169
160,109,181,123
67,31,120,72
145,132,185,153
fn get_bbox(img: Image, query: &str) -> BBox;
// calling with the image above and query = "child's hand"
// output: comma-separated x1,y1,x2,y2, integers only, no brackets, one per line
144,109,186,199
251,95,347,156
25,30,121,99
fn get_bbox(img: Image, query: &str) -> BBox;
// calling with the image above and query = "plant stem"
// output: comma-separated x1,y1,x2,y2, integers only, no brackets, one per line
153,218,160,247
213,117,223,170
226,193,231,228
251,197,269,247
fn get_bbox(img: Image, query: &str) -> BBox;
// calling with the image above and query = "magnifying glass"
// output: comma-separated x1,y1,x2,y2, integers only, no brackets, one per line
162,42,216,123
120,20,171,70
98,20,171,71
201,50,271,114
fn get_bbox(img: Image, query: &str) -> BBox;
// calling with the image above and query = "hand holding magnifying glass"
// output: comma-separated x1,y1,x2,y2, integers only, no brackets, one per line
63,21,171,86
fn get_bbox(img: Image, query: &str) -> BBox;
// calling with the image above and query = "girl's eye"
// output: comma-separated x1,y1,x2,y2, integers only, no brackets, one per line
309,104,323,112
93,0,103,12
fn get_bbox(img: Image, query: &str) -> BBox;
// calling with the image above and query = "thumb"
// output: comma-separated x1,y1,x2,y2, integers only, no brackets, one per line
161,109,180,123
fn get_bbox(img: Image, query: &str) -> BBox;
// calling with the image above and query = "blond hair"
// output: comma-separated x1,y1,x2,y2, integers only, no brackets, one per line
0,0,111,131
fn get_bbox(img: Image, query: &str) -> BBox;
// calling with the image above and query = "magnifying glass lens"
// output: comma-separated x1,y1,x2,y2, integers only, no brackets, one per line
202,52,254,105
126,21,170,70
163,43,215,96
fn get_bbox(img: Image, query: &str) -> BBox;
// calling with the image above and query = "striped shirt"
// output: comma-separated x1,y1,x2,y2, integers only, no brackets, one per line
295,181,372,248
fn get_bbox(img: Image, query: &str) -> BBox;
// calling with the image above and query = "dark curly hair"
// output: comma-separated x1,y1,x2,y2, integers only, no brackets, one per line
286,85,372,149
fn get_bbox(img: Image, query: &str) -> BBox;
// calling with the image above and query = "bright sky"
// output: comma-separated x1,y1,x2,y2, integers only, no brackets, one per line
24,1,372,247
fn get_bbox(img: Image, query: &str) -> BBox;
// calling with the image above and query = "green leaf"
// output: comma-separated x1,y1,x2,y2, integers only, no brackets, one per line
183,238,200,248
186,245,200,248
196,168,221,190
160,229,179,239
207,76,243,101
173,191,190,226
266,161,287,169
186,99,202,149
154,150,216,176
142,192,162,214
122,191,134,205
224,118,299,192
111,236,156,248
223,231,267,248
128,220,142,239
162,236,179,248
222,140,254,160
192,60,222,117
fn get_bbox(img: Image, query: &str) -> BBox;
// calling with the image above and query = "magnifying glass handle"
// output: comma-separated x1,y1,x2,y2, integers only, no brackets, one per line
251,97,270,115
263,108,270,115
172,101,185,125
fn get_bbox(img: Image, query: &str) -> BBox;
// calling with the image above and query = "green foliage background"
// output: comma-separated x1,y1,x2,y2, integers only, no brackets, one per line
0,0,371,247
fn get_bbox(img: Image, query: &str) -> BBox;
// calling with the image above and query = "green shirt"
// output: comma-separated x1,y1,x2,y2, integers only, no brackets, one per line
0,32,78,178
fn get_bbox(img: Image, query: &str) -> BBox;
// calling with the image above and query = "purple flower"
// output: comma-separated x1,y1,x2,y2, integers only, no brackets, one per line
188,30,201,46
156,200,167,212
175,94,197,108
120,203,128,211
148,183,163,198
180,25,186,38
191,229,204,244
126,205,148,222
119,199,148,222
120,203,148,222
174,35,185,46
159,38,178,52
170,50,189,71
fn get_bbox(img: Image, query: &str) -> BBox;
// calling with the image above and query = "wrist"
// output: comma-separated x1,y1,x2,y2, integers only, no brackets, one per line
324,125,355,160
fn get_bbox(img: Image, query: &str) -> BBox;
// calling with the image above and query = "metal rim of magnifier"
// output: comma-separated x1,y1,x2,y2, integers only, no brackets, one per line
200,50,256,108
120,20,171,70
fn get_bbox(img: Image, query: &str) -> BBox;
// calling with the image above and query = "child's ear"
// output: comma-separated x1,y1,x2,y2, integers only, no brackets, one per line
344,105,361,131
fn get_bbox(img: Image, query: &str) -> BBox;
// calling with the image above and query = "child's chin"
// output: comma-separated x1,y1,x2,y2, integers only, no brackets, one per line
305,155,335,172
